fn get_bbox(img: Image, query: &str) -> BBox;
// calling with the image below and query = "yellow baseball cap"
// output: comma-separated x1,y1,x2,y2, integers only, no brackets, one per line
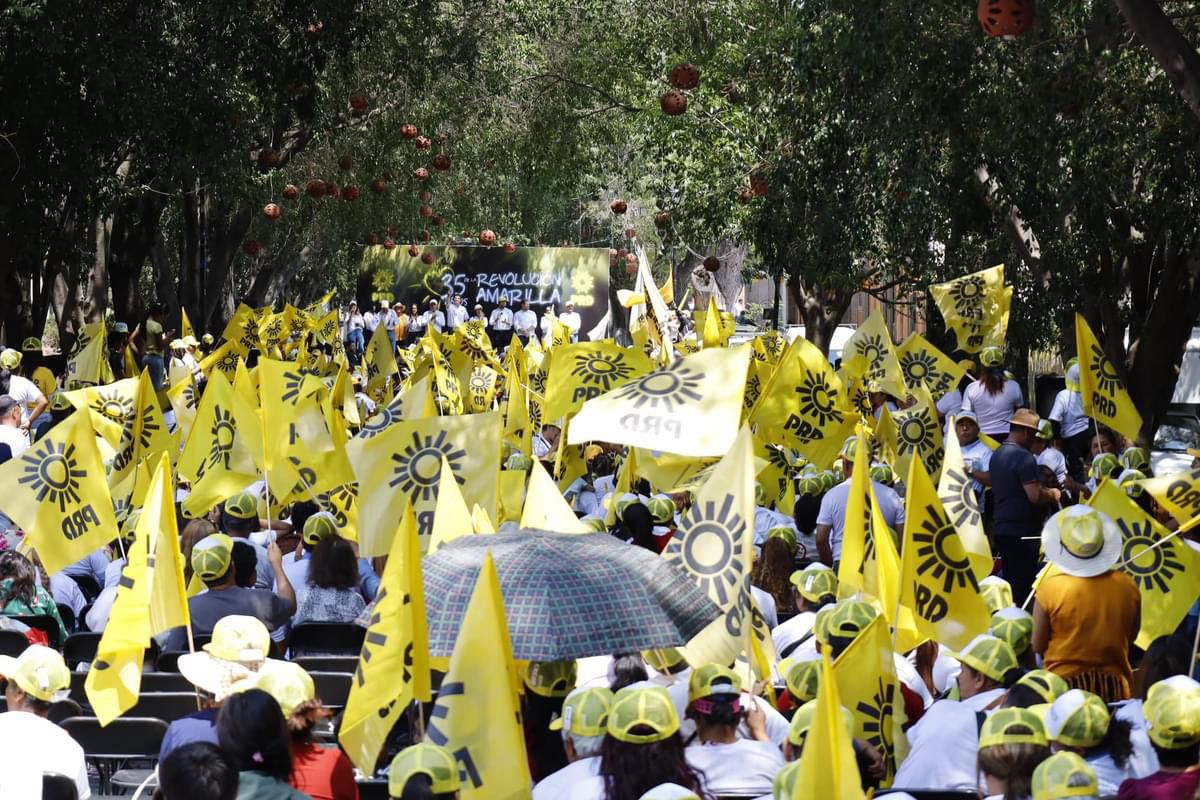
642,648,684,673
787,698,857,748
1032,751,1098,800
811,606,835,646
772,761,801,800
608,686,681,744
223,491,258,520
979,576,1014,614
21,337,42,351
687,664,741,704
647,496,675,524
301,511,339,545
239,661,314,717
191,533,234,581
1016,669,1071,704
584,517,608,533
839,436,858,461
49,392,73,412
549,686,613,736
797,475,824,496
182,335,200,348
951,634,1018,683
388,744,461,797
766,526,797,552
1144,676,1200,749
523,660,577,698
0,645,70,702
0,349,20,370
790,565,837,604
784,652,822,704
980,346,1005,367
979,707,1048,749
825,599,878,640
1045,689,1110,749
990,607,1034,657
119,508,143,541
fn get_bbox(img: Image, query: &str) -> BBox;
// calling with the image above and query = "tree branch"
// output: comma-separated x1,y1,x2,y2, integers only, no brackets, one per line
1112,0,1200,121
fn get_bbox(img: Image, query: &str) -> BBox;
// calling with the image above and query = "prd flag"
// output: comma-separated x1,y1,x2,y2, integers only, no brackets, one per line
897,333,967,400
841,308,906,401
1076,314,1143,443
750,335,856,469
221,303,263,355
62,377,138,449
177,369,259,518
663,426,756,667
85,454,189,725
833,614,905,786
568,344,751,458
938,417,993,581
318,482,360,543
198,340,242,383
929,265,1008,354
520,459,590,533
428,455,477,552
109,371,174,491
877,386,944,480
464,364,498,413
352,411,502,556
793,645,866,800
181,307,196,341
543,340,653,422
364,323,398,394
1088,480,1200,649
1138,468,1200,525
341,501,432,772
426,552,531,800
65,324,114,388
631,245,674,362
0,409,118,573
837,429,873,595
899,457,992,651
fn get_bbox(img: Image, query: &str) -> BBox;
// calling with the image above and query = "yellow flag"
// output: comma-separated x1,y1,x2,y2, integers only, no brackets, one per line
426,551,531,800
899,457,991,651
794,645,866,799
181,308,195,341
751,335,856,469
833,614,905,786
633,247,674,362
311,308,340,345
352,411,502,555
340,501,431,772
929,265,1008,354
318,482,360,543
520,459,589,533
702,295,724,348
464,364,499,413
838,429,872,595
62,377,138,448
1138,468,1200,524
0,409,118,573
663,426,756,667
364,323,398,394
897,333,966,400
123,345,139,381
167,372,200,443
429,455,477,551
503,365,533,458
842,308,906,400
221,303,263,355
1088,480,1200,649
65,328,114,388
877,386,944,480
109,371,173,489
868,482,922,653
568,345,751,458
937,417,993,581
543,340,654,422
177,369,259,518
1076,314,1143,443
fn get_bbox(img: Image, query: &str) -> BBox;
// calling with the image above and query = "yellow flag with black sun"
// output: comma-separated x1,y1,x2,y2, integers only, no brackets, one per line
543,340,654,422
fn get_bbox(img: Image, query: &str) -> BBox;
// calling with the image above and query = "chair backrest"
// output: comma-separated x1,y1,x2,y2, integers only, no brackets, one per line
63,632,102,668
155,650,187,673
69,574,101,602
310,671,353,708
128,692,202,723
295,655,360,674
61,716,169,759
48,698,83,725
140,672,195,693
56,604,76,634
68,671,87,707
0,629,29,657
42,772,79,800
355,779,390,800
289,623,365,657
12,614,59,642
76,603,93,632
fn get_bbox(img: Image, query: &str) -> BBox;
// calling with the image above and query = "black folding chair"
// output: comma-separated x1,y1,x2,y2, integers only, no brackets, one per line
61,716,167,794
140,672,194,693
47,698,82,725
56,604,76,634
295,655,360,674
68,672,87,708
0,629,29,657
70,574,101,602
11,614,61,646
42,773,79,800
62,632,102,669
127,692,202,723
311,671,353,709
76,603,93,632
289,622,365,657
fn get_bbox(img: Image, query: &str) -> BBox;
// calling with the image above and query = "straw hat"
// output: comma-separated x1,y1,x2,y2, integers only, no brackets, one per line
178,615,275,700
1041,506,1122,578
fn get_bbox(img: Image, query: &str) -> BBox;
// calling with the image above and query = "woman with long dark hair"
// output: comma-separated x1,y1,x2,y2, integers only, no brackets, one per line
1044,689,1137,795
771,564,837,659
294,534,365,625
961,346,1025,437
598,686,711,800
216,688,309,799
751,533,797,616
977,708,1052,800
0,551,66,645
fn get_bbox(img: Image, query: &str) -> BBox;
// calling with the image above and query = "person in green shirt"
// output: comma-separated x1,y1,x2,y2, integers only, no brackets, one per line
0,551,67,647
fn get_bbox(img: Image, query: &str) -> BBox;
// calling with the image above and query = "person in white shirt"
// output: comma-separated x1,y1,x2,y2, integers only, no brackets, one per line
445,294,469,331
471,304,488,329
405,302,425,344
1050,362,1090,480
533,687,612,800
0,357,46,442
514,299,538,344
362,306,378,336
955,411,994,497
1033,420,1068,488
0,646,91,799
683,664,785,798
559,301,582,341
539,306,557,343
772,565,837,658
0,395,30,458
424,299,447,333
489,296,514,348
379,301,400,348
815,437,905,568
961,346,1025,437
344,300,366,359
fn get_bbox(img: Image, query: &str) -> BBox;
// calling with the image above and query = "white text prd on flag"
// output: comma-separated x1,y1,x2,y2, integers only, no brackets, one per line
567,344,751,458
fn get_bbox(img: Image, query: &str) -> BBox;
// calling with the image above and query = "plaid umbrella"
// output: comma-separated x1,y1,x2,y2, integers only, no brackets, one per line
423,529,720,661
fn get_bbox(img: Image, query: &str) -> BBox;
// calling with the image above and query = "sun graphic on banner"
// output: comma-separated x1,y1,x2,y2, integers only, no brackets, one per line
180,383,198,411
358,400,403,440
857,678,899,779
794,373,844,427
90,389,134,427
528,399,544,431
848,381,872,417
529,369,548,396
897,413,936,455
135,404,161,451
279,371,306,405
571,352,636,392
613,365,705,413
854,334,887,370
948,276,985,312
1117,519,1184,593
204,406,238,473
900,350,939,386
1088,343,1125,397
665,494,746,607
389,431,466,502
216,349,241,376
320,482,358,527
18,442,85,512
743,374,762,410
760,331,785,360
459,333,489,362
940,468,982,528
467,368,494,395
912,510,977,593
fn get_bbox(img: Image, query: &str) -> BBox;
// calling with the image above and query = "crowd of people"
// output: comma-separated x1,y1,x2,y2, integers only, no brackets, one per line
0,296,1198,800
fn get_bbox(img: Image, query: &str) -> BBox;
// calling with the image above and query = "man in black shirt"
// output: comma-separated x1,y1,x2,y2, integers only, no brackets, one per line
988,408,1062,603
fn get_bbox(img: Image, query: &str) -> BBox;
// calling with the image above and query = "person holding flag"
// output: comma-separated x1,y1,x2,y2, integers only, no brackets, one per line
962,346,1025,437
815,436,904,569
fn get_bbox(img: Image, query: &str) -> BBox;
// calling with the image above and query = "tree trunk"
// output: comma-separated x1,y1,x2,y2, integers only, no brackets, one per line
788,278,852,355
109,194,166,326
1112,0,1200,122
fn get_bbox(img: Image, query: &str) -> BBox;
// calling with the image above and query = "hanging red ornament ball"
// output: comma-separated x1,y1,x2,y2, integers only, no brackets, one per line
503,241,516,253
420,251,436,265
408,244,420,257
432,154,452,171
383,238,396,250
660,90,688,116
263,203,282,220
242,240,262,256
669,63,700,90
419,205,434,218
611,199,628,215
415,136,432,150
371,179,387,194
703,255,721,272
977,0,1034,37
282,184,299,201
419,229,431,242
414,167,430,182
479,229,497,247
400,123,419,139
305,180,325,198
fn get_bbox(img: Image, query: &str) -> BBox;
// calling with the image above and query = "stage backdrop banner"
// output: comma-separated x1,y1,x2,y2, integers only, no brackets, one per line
360,245,611,334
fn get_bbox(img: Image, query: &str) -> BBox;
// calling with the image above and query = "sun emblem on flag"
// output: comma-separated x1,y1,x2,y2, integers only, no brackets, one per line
900,350,938,386
912,508,978,593
204,406,238,473
179,383,198,411
280,371,306,405
743,373,762,410
90,388,134,427
665,494,745,606
459,333,490,362
358,399,403,440
1088,343,1125,397
613,365,705,413
529,368,548,396
467,368,494,395
571,352,636,392
216,349,240,376
760,331,785,360
794,373,844,427
940,468,982,528
18,441,85,512
320,482,358,528
948,275,985,312
857,677,899,779
1117,519,1184,593
389,430,466,502
854,334,887,371
897,412,935,455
